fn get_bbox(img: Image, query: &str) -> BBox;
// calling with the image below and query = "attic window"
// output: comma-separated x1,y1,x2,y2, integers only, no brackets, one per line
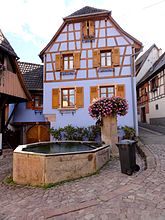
82,20,95,40
151,76,158,92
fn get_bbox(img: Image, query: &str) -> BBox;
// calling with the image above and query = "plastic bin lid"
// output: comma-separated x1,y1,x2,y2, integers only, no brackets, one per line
119,139,136,144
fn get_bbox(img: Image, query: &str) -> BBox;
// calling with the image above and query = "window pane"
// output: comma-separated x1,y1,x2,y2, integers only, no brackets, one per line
40,97,43,107
69,89,74,95
108,93,113,98
100,93,106,98
69,96,75,106
69,60,73,69
101,57,105,66
107,57,111,66
108,87,113,93
62,90,68,95
63,100,69,107
34,96,39,107
101,88,106,93
101,53,105,58
106,52,111,57
64,60,68,70
35,101,39,107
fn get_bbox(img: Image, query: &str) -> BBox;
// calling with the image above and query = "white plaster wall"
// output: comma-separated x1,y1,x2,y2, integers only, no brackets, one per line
138,114,141,122
149,97,165,119
43,77,135,129
146,113,150,123
136,47,159,83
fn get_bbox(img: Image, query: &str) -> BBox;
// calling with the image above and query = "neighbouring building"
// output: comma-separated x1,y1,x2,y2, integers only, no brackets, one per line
39,6,142,134
0,30,30,149
137,52,165,125
10,62,50,144
136,44,161,84
136,44,162,123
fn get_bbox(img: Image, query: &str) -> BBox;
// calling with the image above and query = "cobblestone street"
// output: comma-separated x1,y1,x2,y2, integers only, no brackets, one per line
0,128,165,219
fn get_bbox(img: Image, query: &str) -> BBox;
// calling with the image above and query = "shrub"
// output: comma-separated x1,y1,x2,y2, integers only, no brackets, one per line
49,125,101,141
122,126,136,140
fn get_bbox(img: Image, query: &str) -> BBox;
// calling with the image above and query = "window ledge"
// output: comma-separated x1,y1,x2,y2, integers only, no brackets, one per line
61,70,75,73
60,71,75,76
58,108,77,115
58,108,77,111
98,67,114,72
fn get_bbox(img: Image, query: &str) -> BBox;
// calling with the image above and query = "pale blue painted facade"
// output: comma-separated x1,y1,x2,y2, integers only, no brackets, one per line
41,9,142,133
12,103,45,123
44,77,135,129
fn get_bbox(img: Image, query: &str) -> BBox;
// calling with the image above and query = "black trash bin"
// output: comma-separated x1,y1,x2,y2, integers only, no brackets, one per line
116,140,140,175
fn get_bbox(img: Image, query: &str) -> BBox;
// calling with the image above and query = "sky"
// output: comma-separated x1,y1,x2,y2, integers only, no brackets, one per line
0,0,165,64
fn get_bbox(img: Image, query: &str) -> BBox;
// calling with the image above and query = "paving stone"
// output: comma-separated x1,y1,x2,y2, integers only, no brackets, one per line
0,137,165,219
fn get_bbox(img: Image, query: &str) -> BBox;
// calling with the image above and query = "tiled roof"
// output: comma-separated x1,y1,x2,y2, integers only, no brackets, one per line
0,29,18,58
65,6,109,18
18,62,43,91
18,61,42,74
136,44,158,75
137,52,165,86
23,66,43,91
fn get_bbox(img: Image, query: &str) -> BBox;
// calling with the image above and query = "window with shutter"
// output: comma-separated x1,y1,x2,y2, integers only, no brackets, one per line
82,20,95,40
63,54,74,70
61,88,75,108
100,86,115,98
100,50,112,67
90,86,98,103
33,95,43,110
116,84,125,98
52,88,60,109
26,100,33,109
112,47,120,66
76,87,84,108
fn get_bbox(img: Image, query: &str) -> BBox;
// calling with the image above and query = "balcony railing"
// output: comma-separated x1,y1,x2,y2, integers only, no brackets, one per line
0,70,26,99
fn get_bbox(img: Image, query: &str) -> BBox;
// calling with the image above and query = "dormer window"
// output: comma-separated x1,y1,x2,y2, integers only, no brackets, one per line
151,76,158,92
82,20,95,40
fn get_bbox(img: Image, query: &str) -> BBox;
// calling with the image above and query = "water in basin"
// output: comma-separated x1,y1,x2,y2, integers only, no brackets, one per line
22,142,98,154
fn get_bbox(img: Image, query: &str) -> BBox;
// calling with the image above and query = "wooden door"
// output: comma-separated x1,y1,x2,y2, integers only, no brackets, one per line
26,125,50,143
141,107,146,123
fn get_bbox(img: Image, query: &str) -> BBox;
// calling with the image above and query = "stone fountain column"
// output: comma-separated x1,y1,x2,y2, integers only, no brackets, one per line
101,116,118,156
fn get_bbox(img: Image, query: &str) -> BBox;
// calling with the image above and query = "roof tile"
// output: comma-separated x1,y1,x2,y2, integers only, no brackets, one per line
18,62,43,91
0,29,18,58
65,6,109,18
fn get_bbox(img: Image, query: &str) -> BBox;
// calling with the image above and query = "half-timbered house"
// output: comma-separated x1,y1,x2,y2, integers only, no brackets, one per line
137,52,165,125
0,30,30,151
136,44,162,123
39,6,142,134
136,44,160,84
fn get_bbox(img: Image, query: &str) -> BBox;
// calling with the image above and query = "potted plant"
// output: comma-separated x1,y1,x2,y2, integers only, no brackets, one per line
88,96,128,155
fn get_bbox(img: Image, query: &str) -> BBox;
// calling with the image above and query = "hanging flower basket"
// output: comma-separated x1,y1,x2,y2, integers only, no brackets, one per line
88,96,128,120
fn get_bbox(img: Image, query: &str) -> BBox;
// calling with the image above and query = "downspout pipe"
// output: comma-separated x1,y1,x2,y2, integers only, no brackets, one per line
131,48,143,136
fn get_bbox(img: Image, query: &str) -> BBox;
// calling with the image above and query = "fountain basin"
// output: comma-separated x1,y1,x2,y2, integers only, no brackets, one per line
13,141,110,186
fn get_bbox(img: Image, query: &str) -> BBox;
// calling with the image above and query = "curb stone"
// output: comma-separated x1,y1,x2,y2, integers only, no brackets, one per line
136,137,156,170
